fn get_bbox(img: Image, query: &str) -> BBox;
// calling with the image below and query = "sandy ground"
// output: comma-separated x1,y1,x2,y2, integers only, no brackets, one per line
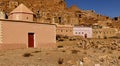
0,40,120,66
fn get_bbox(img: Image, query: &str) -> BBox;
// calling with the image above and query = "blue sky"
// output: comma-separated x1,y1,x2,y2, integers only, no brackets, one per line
66,0,120,18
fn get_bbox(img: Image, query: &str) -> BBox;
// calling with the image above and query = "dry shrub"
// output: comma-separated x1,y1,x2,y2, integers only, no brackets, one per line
58,58,64,64
102,49,106,53
58,39,64,41
62,50,66,52
57,45,63,48
46,52,50,55
83,51,87,54
56,35,62,40
56,35,66,41
0,54,5,56
69,38,76,41
93,50,96,53
23,53,33,57
71,50,79,54
108,51,112,54
111,47,116,50
118,49,120,51
95,45,98,49
118,56,120,60
32,50,41,53
63,35,69,39
99,58,104,62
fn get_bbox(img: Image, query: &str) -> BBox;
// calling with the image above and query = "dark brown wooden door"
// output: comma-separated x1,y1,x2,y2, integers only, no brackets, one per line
84,34,87,38
28,33,34,47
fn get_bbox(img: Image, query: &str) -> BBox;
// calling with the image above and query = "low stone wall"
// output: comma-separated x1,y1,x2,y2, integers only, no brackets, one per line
76,38,120,49
87,38,120,44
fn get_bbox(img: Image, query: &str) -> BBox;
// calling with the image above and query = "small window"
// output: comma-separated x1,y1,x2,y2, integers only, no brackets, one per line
106,32,108,34
79,14,81,18
56,30,59,32
61,30,63,32
76,32,77,34
104,32,106,34
26,17,28,19
66,30,68,32
82,32,84,34
99,31,101,34
109,31,111,34
96,32,98,34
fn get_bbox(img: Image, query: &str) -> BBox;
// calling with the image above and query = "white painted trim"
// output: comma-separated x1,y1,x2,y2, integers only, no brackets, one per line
34,33,36,48
27,33,29,48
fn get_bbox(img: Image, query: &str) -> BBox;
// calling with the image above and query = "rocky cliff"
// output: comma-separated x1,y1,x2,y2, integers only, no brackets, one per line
0,0,116,26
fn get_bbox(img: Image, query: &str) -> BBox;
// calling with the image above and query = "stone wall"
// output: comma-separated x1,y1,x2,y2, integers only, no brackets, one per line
92,28,117,38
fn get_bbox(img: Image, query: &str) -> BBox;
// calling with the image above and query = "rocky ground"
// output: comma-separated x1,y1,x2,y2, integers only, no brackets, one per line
0,38,120,66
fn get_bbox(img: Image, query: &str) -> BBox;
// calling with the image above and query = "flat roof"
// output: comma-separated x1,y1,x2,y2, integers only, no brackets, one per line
0,19,56,26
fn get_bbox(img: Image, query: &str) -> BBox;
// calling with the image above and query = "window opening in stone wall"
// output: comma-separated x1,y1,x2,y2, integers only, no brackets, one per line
58,17,62,24
26,17,28,19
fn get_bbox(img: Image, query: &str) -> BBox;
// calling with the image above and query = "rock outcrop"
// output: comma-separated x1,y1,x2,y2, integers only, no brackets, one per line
0,0,117,26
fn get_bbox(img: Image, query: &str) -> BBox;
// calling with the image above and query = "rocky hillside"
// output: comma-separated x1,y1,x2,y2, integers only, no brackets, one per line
0,0,116,25
0,0,66,12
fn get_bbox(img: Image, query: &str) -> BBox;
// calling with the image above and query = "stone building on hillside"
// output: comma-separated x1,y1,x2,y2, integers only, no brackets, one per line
56,25,73,36
0,4,56,50
92,25,117,39
73,26,92,38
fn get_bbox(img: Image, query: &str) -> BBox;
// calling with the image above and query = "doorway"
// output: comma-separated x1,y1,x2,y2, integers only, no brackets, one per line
28,33,34,48
84,33,87,38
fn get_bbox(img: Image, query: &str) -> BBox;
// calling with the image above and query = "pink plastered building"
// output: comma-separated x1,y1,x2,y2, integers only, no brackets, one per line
0,4,56,50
